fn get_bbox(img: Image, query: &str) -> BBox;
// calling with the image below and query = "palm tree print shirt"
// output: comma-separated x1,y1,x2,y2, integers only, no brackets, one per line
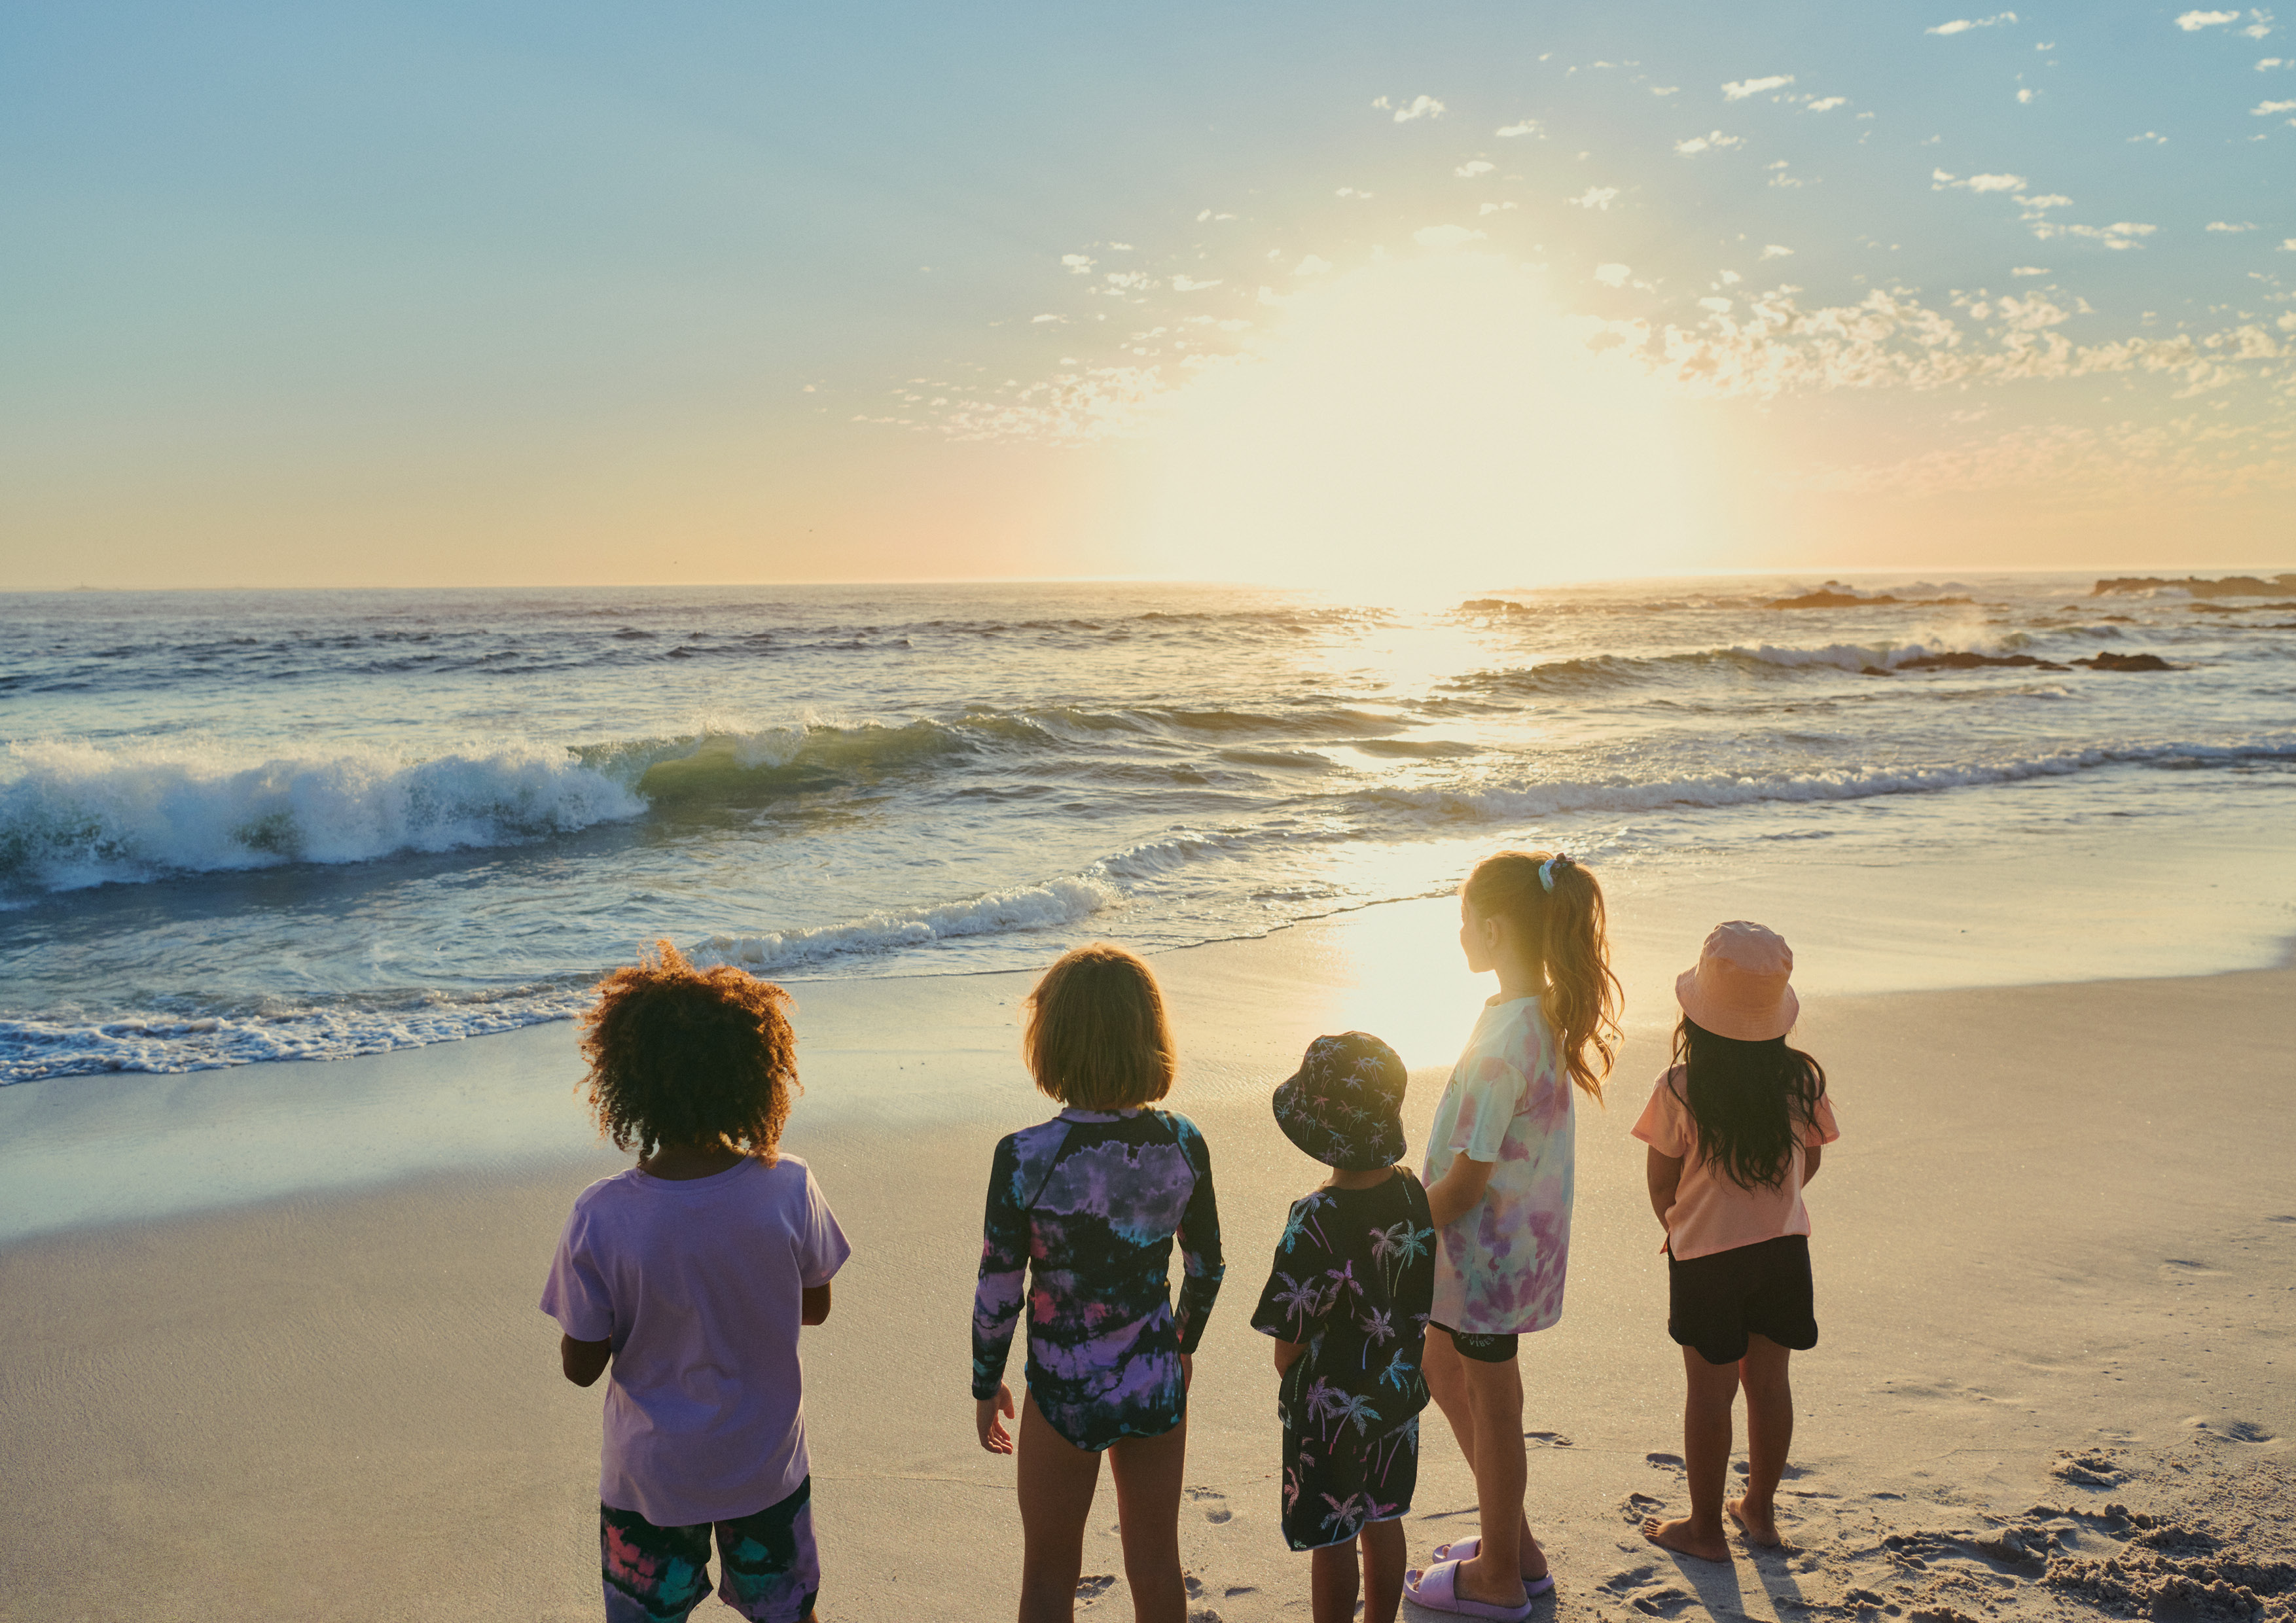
972,1107,1224,1452
1250,1168,1437,1550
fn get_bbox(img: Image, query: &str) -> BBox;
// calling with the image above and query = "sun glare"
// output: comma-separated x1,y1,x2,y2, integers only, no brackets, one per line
1133,253,1708,599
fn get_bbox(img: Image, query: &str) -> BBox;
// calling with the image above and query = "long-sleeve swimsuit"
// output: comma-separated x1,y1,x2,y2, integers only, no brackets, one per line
973,1106,1225,1452
1250,1169,1437,1551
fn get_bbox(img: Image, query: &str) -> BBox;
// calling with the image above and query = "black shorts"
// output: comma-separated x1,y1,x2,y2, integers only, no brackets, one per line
1431,1322,1519,1364
1667,1234,1817,1366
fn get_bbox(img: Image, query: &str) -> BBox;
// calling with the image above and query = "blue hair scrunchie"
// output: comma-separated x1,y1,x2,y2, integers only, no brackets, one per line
1539,853,1573,893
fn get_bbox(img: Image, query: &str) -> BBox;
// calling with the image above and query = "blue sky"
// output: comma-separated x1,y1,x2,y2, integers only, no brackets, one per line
3,1,2289,588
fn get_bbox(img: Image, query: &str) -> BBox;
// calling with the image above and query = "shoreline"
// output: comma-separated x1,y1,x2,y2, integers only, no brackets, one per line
2,960,2289,1621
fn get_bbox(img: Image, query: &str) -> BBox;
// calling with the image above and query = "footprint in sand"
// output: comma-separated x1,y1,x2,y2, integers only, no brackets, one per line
1524,1430,1575,1447
1184,1485,1234,1524
1645,1452,1685,1470
1628,1584,1696,1616
1075,1574,1117,1599
1600,1565,1658,1593
1621,1492,1668,1524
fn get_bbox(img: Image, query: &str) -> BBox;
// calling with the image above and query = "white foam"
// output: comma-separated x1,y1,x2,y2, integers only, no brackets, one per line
695,874,1122,974
1362,736,2296,824
0,735,649,891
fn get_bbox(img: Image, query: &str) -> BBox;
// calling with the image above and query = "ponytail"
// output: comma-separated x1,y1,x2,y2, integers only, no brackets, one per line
1461,849,1622,1101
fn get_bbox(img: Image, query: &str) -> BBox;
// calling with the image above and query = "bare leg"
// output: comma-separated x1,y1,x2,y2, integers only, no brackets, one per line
1642,1347,1738,1564
1729,1335,1791,1546
1016,1393,1100,1623
1452,1354,1529,1608
1359,1519,1407,1623
1310,1541,1360,1623
1420,1334,1547,1582
1106,1415,1189,1623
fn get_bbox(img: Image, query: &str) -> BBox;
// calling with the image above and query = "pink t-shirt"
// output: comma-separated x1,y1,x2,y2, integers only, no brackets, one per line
541,1154,850,1526
1630,1068,1840,1262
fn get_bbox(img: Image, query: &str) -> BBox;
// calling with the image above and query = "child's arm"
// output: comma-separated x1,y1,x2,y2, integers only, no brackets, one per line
1801,1144,1823,1186
1645,1145,1685,1228
1426,1154,1498,1228
1174,1118,1226,1352
802,1283,832,1325
972,1138,1029,1454
1269,1337,1306,1376
560,1334,611,1387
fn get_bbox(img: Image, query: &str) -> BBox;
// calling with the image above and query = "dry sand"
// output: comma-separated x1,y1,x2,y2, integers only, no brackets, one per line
2,910,2291,1622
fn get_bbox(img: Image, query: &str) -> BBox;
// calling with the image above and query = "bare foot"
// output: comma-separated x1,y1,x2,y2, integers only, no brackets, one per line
1455,1554,1531,1609
1726,1497,1782,1548
1642,1516,1732,1564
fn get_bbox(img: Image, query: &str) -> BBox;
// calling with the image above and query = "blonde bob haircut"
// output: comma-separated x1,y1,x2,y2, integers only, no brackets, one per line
1023,942,1177,1110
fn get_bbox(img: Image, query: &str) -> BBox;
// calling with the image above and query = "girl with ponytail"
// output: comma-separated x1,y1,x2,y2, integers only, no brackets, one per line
1402,852,1620,1622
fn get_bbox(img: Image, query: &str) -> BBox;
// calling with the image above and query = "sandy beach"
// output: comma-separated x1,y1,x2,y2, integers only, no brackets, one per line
3,894,2292,1622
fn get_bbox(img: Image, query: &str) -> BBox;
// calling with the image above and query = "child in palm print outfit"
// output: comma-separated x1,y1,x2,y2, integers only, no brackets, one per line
1253,1031,1437,1623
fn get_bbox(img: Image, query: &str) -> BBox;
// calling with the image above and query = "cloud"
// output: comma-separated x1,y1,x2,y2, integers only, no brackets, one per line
1062,254,1096,274
1594,263,1632,286
2029,220,2158,249
2262,56,2289,65
2128,130,2169,142
2010,265,2051,275
1806,96,1849,111
1335,187,1374,198
1675,131,1746,154
2253,98,2296,111
1760,243,1796,259
1455,160,1496,177
1570,186,1622,209
1031,313,1066,323
1651,85,1681,96
1375,94,1447,122
2208,220,2257,230
1168,276,1224,292
1934,169,2028,191
1928,12,2017,33
2284,238,2296,250
1723,74,1796,99
1103,270,1157,291
1412,224,1486,249
2176,8,2241,26
1496,118,1545,137
1293,255,1333,276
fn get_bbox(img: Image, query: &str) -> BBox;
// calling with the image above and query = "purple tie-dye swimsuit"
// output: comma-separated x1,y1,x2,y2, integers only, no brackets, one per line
972,1106,1225,1452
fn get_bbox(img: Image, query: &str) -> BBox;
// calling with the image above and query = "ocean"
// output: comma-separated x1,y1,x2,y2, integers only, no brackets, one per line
3,574,2292,1085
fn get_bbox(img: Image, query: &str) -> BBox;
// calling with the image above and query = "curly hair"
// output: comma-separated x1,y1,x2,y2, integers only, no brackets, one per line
1462,849,1623,1103
579,940,800,1162
1024,942,1177,1110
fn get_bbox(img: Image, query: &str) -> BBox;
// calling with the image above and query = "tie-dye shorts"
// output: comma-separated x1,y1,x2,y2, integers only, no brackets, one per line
600,1476,819,1622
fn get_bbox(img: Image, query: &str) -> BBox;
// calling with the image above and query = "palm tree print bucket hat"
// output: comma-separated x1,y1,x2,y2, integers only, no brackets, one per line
1271,1031,1410,1171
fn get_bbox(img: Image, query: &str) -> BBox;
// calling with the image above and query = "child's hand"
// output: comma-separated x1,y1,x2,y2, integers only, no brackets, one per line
1180,1352,1193,1393
977,1383,1016,1454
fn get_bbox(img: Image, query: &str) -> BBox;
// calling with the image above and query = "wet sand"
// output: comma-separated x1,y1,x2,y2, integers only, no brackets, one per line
1,916,2291,1622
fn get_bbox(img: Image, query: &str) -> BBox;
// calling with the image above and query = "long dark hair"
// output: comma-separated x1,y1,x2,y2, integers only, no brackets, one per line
1671,1016,1826,1192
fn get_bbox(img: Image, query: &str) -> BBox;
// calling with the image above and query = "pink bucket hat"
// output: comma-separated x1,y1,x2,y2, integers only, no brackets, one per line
1675,921,1799,1042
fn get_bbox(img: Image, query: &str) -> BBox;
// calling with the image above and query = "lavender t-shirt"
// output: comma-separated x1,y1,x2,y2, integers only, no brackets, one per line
541,1154,850,1527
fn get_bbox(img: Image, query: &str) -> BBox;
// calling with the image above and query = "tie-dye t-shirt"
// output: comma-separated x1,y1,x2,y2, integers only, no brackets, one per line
971,1107,1225,1452
1421,995,1575,1337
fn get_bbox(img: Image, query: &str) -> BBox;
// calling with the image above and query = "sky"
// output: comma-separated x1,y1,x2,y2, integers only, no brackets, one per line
2,0,2291,591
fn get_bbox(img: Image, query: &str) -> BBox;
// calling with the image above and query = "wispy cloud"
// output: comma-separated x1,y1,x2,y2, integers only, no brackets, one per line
2175,9,2241,26
2010,266,2050,275
1806,96,1849,111
1760,244,1796,259
1413,224,1485,248
1374,94,1447,122
1933,169,2030,190
1495,118,1545,137
1062,254,1096,274
1675,131,1746,154
1723,74,1795,99
1594,263,1632,286
1570,186,1622,209
1928,12,2018,34
2207,220,2257,230
2128,130,2169,142
1455,160,1495,177
2253,98,2296,111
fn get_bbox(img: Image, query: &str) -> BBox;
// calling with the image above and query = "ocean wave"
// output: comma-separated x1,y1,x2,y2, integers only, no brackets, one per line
0,736,647,892
1350,738,2296,825
1443,635,2060,698
693,874,1121,974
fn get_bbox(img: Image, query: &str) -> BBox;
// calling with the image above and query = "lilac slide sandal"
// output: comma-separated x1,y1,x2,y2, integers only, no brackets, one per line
1401,1558,1549,1619
1428,1539,1558,1594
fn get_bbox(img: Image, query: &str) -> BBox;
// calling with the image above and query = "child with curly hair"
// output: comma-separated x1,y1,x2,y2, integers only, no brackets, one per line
541,941,850,1623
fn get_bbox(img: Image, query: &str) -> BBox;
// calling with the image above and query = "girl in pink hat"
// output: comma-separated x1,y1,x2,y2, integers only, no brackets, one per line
1402,851,1621,1622
1633,921,1839,1565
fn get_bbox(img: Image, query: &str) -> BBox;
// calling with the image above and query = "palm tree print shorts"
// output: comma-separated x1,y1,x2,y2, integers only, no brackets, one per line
601,1476,818,1622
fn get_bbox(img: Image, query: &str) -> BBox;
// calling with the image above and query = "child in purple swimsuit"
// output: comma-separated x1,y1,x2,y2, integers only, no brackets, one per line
972,943,1225,1623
